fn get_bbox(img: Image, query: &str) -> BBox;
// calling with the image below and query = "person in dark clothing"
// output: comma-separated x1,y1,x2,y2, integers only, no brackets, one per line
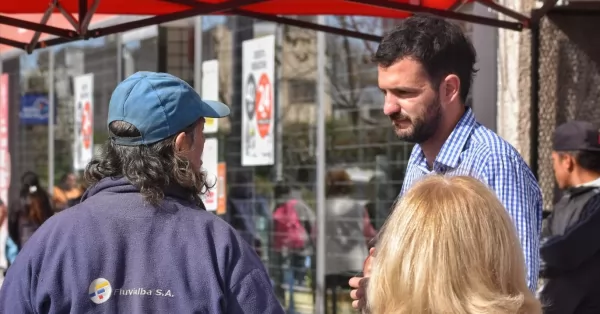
540,120,600,314
0,72,283,314
7,171,54,251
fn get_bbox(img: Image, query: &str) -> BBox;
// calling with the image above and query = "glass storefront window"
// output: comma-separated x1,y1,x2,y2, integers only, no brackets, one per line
2,15,413,312
122,26,159,77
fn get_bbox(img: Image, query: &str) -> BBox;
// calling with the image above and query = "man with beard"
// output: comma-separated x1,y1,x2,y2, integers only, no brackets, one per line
349,14,542,310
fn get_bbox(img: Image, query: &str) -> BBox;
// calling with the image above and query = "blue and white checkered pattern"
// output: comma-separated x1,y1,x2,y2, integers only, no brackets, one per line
400,108,542,292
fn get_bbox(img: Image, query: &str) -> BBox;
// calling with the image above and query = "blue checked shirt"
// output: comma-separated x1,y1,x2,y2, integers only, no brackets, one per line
400,108,542,292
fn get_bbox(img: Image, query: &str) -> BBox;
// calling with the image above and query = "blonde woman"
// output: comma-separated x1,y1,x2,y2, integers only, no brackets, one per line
367,175,541,314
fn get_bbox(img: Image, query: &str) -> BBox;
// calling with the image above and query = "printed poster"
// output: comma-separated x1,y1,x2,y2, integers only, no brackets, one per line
202,138,218,211
73,74,94,171
241,35,275,166
202,60,219,134
19,93,51,125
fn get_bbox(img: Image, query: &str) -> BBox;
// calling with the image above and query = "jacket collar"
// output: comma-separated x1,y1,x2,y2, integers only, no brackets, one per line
82,177,205,209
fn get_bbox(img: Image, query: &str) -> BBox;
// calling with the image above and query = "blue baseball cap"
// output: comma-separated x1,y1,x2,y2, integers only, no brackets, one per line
107,71,230,146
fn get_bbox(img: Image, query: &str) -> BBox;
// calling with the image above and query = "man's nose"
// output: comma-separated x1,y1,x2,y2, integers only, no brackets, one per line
383,101,400,116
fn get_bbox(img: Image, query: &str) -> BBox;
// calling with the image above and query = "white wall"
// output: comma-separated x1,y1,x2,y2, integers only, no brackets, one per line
470,3,499,132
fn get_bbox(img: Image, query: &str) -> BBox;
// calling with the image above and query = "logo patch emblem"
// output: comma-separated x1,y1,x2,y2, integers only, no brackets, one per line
89,278,112,304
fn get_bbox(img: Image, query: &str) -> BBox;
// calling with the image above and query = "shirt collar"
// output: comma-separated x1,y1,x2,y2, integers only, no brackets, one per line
577,177,600,188
412,107,477,170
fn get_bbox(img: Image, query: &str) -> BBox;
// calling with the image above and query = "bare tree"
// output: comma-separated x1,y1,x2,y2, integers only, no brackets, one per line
279,17,389,167
326,16,382,131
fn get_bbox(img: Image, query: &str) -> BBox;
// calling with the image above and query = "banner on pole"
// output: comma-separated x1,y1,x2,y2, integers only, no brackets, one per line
241,35,276,166
202,60,219,134
19,93,53,125
73,74,94,171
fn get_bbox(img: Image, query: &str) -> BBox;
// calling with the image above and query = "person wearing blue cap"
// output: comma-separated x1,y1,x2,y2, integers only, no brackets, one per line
0,72,284,313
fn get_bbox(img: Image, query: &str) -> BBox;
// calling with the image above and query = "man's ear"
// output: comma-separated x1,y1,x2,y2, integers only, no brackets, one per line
565,154,576,172
439,74,460,105
174,132,189,152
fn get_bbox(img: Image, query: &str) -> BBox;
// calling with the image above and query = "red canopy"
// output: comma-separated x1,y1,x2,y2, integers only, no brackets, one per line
0,14,115,54
2,0,463,16
0,0,532,54
1,0,461,15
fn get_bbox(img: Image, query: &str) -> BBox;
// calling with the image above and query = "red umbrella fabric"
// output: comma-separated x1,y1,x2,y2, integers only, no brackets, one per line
0,0,527,54
1,0,458,16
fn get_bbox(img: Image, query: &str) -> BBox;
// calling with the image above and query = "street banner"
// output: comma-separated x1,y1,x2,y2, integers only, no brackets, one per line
73,74,94,170
241,35,275,166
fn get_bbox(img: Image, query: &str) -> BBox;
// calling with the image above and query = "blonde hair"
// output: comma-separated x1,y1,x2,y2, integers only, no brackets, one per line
367,175,541,314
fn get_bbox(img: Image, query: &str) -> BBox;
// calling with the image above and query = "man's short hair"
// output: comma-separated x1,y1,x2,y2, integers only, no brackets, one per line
373,14,477,103
558,150,600,173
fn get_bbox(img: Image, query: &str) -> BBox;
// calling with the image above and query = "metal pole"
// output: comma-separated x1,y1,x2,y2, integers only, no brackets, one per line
116,33,123,82
275,24,283,182
48,48,55,192
0,48,6,278
315,14,327,314
530,20,539,179
194,16,203,93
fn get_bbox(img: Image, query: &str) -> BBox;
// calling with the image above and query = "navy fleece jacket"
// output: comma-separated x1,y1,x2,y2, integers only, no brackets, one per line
0,177,284,314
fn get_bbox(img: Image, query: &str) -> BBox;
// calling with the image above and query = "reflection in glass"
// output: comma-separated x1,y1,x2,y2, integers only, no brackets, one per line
6,15,417,312
122,36,158,78
18,50,51,184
